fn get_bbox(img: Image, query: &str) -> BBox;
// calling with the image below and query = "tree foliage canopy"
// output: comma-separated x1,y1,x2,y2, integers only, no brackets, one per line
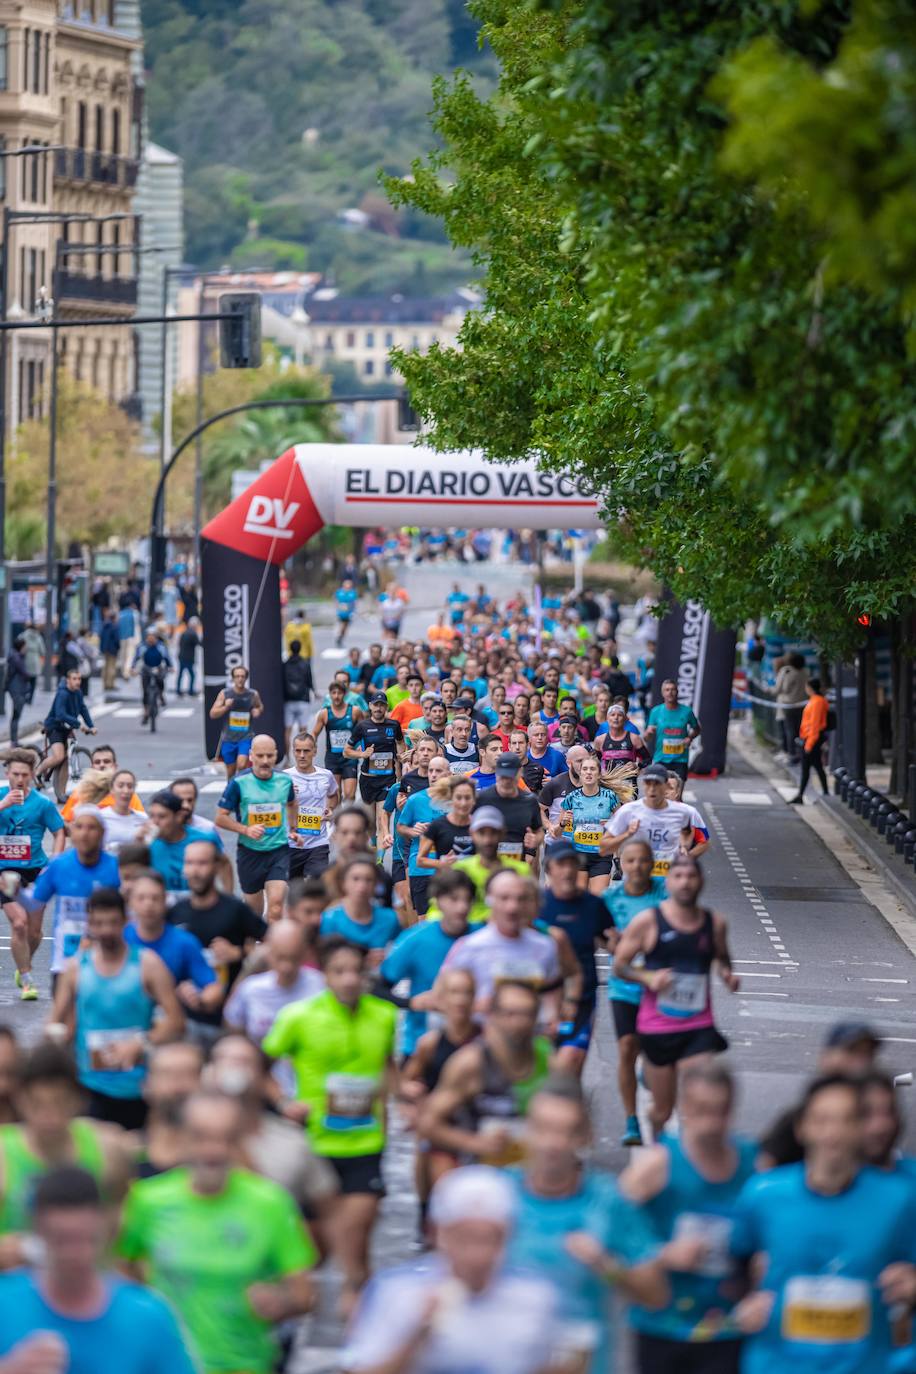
387,0,916,657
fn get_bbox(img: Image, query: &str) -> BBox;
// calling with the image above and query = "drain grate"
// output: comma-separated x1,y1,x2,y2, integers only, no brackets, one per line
757,885,864,904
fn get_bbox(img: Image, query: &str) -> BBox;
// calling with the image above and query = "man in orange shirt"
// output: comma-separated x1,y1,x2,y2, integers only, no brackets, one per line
427,613,457,651
790,677,830,805
391,674,425,731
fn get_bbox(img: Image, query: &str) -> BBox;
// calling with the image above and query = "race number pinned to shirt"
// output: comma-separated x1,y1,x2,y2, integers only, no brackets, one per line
229,711,251,733
657,971,708,1019
298,812,322,833
573,827,601,853
59,895,88,959
497,841,524,859
782,1276,871,1344
324,1074,379,1131
0,835,32,864
662,737,686,756
247,805,282,829
368,752,393,773
329,729,350,752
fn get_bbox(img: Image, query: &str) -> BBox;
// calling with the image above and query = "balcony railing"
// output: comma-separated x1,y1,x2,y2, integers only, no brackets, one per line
57,270,138,307
54,147,139,190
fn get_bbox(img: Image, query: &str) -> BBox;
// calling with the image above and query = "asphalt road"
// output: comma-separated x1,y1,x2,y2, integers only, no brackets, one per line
4,558,916,1371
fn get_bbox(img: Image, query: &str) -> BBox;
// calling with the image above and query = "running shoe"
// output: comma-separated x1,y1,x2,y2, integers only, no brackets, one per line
621,1114,642,1147
19,978,37,1002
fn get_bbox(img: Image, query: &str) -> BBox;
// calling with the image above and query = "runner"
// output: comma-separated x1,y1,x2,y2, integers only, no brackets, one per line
469,732,507,790
28,806,121,998
541,844,610,1076
474,753,544,866
447,582,470,628
622,1062,757,1372
35,666,97,786
0,1043,130,1257
285,730,338,879
320,855,401,965
50,887,184,1130
223,919,325,1060
527,721,566,779
118,1088,317,1374
442,869,561,1020
124,870,222,1020
603,763,709,879
215,734,297,922
598,702,644,769
397,756,451,916
340,1166,564,1374
282,638,313,755
390,672,425,732
454,807,530,923
730,1074,916,1374
102,770,150,852
613,856,739,1138
508,1077,666,1374
312,680,362,803
419,980,553,1167
0,1166,197,1374
263,937,398,1317
345,692,406,833
443,713,480,774
642,679,701,783
539,744,589,852
147,790,230,903
376,868,477,1060
168,776,217,835
0,750,65,1000
417,776,476,876
322,803,394,908
603,836,668,1147
557,754,621,894
335,577,358,646
208,665,263,781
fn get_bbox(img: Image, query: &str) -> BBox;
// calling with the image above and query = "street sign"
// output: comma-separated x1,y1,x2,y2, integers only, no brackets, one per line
94,551,131,576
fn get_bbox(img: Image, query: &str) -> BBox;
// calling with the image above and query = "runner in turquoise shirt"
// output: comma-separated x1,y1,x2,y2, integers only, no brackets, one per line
644,679,700,775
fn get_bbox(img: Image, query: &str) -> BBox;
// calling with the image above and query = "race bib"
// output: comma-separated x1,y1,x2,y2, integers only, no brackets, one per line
782,1276,871,1344
247,805,282,829
329,729,350,752
59,896,88,959
573,827,601,852
672,1212,734,1279
0,835,31,864
369,752,393,773
492,959,544,989
449,759,475,774
497,841,523,858
85,1027,145,1073
657,971,708,1019
560,813,574,833
478,1116,526,1167
229,711,250,732
324,1074,378,1131
298,811,321,833
652,858,672,877
662,737,686,756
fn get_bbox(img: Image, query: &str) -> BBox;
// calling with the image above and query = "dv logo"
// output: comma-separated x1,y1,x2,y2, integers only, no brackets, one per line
242,496,300,540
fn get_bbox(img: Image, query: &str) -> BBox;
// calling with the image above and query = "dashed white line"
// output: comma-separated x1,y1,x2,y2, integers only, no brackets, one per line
707,804,795,968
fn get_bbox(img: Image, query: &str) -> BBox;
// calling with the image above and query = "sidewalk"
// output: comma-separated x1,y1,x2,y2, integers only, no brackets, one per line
0,677,109,750
731,717,916,924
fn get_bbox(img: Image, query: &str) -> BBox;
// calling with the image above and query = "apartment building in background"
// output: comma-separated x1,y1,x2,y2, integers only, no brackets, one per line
304,288,474,383
0,0,142,432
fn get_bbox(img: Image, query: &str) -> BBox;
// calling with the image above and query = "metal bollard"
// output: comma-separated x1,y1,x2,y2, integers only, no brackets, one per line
904,830,916,866
877,802,893,836
894,820,911,855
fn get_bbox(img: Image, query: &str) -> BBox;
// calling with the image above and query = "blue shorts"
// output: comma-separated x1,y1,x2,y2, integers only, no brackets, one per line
220,736,252,764
555,1004,595,1052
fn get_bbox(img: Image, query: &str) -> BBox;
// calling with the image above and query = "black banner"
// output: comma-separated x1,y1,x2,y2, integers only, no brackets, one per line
652,597,737,776
201,540,284,759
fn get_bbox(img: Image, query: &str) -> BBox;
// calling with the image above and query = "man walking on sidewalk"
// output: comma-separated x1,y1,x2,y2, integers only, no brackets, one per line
790,677,830,805
100,610,120,693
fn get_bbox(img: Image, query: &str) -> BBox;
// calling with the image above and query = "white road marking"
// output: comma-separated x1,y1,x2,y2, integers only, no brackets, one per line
161,708,193,719
728,792,772,805
200,780,227,794
320,648,346,659
734,959,797,966
683,790,697,803
862,977,908,984
134,779,179,792
739,991,789,998
706,804,795,965
736,971,781,978
113,707,143,718
881,1038,916,1044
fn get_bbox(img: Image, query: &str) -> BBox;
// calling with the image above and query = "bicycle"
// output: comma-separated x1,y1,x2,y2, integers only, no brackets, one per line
37,729,94,803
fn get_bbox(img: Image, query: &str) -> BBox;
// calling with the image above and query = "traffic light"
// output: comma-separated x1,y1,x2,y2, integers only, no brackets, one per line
857,613,872,627
219,293,262,370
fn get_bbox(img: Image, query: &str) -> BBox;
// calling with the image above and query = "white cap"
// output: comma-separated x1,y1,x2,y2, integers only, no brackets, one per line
72,804,105,826
428,1165,516,1229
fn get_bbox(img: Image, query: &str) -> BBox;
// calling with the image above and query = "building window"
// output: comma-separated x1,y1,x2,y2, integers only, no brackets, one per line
25,362,36,419
364,359,374,376
384,331,394,348
365,330,374,348
345,330,355,348
95,104,104,152
27,250,37,313
36,362,44,419
411,334,420,349
22,29,29,91
0,138,6,199
111,222,120,276
32,29,41,96
324,332,333,350
42,33,50,94
384,361,394,377
0,28,8,91
30,146,41,203
77,101,87,149
111,108,121,155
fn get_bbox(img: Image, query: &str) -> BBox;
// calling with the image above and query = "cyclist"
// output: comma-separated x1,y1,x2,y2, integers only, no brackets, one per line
131,629,172,725
209,665,264,781
0,750,66,1000
35,667,96,788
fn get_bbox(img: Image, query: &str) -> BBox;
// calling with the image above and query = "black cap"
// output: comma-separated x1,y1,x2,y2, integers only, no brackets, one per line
545,841,579,864
494,752,522,775
369,692,388,706
641,763,670,783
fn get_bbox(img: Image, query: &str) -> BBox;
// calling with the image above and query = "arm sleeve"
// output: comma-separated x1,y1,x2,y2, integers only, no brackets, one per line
348,722,365,747
217,779,242,815
115,1185,148,1262
31,864,57,904
379,929,414,986
262,1003,299,1061
43,800,66,834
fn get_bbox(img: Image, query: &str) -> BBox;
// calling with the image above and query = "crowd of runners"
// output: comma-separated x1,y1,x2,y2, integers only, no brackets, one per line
0,573,904,1374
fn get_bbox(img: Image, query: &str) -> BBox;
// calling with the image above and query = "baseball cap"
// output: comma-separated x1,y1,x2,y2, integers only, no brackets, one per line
455,695,476,711
641,763,670,783
824,1021,881,1050
545,841,580,864
494,752,522,776
470,806,506,833
369,692,388,705
429,1165,515,1229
